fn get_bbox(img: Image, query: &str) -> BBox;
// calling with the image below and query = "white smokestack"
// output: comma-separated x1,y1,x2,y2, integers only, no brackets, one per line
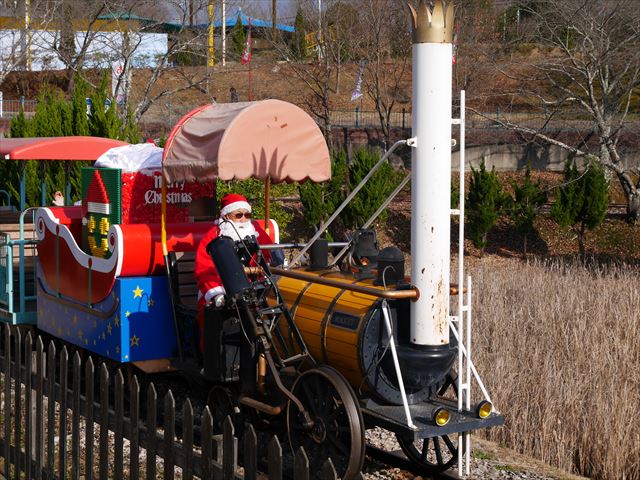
408,0,454,346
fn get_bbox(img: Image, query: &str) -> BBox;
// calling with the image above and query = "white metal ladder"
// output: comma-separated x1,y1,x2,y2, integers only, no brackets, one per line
449,90,496,477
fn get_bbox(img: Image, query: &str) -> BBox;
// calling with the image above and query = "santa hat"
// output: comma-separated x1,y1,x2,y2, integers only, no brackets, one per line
220,193,251,217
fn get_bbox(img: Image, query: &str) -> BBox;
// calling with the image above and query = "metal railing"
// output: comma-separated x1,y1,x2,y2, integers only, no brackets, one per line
0,95,38,119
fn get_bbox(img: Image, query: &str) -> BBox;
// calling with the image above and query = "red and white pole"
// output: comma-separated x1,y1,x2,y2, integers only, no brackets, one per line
408,1,455,346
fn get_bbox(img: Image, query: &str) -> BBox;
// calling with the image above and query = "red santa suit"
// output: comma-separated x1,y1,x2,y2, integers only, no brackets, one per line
194,194,272,350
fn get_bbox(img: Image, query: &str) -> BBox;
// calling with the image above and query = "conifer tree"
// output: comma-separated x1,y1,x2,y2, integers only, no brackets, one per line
88,74,120,139
299,150,348,234
71,76,89,136
231,15,246,57
507,165,547,257
290,7,307,60
466,159,506,254
551,159,609,258
341,148,401,230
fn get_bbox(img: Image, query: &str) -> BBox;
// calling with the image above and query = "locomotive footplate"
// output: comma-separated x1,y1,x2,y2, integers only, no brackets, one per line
362,398,504,440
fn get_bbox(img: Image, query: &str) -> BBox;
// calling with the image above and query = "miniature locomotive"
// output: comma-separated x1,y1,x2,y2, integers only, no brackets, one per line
0,2,503,478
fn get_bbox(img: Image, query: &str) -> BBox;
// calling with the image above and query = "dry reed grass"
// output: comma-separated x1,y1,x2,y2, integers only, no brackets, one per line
468,258,640,480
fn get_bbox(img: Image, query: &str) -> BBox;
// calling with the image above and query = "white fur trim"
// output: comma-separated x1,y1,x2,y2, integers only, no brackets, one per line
220,201,251,217
204,286,226,302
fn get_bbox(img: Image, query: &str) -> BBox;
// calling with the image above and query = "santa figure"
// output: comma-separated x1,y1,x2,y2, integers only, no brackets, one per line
194,193,273,349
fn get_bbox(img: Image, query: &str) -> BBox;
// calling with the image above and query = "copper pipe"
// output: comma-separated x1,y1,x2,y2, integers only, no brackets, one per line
257,354,267,394
238,395,282,416
271,267,420,300
244,266,263,275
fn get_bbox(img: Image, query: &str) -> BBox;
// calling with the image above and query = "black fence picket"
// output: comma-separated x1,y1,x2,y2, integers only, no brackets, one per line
164,391,176,480
183,399,193,480
243,424,257,480
84,357,95,480
146,383,157,480
25,333,33,480
130,376,140,480
35,337,44,480
46,341,55,480
3,326,10,480
99,363,109,480
72,352,81,480
13,327,22,480
201,407,213,480
0,329,329,480
268,436,283,480
114,370,124,480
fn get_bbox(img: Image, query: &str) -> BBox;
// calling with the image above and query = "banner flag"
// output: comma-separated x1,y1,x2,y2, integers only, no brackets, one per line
241,18,253,64
351,61,365,101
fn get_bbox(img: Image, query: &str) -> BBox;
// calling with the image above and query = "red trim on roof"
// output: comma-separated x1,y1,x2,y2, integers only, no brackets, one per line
0,136,129,160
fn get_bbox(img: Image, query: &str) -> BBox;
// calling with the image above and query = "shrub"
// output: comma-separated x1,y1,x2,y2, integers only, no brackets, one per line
466,159,506,253
298,150,347,235
551,159,608,257
506,165,547,256
340,147,403,230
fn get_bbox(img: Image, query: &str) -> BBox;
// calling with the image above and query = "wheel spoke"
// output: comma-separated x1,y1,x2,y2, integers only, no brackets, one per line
420,438,429,462
288,368,364,480
301,381,319,416
442,434,457,456
434,437,444,465
327,432,350,455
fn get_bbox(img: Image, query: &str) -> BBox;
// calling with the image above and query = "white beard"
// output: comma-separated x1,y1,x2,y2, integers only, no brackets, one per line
218,219,257,242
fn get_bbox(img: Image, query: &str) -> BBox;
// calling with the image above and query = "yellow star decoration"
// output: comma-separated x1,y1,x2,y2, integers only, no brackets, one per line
107,323,112,335
57,327,62,336
77,330,83,341
133,286,144,299
114,315,120,327
93,340,96,346
148,298,155,307
72,314,78,325
101,332,106,341
84,339,88,345
130,335,140,347
125,311,131,318
93,320,97,329
115,346,120,354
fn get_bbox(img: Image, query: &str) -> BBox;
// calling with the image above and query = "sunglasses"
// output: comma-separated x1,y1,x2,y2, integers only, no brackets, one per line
230,212,252,219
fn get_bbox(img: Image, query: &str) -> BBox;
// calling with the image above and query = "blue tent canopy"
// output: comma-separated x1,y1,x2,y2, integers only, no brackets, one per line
195,8,295,33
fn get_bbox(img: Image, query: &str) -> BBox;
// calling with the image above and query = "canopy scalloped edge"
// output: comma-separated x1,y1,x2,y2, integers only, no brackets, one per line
162,99,331,184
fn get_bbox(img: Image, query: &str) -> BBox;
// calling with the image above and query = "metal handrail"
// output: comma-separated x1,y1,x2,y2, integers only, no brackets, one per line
288,139,407,267
19,208,38,314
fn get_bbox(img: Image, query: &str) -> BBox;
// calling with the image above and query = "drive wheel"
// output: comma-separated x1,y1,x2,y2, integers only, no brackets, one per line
287,366,365,480
396,433,462,474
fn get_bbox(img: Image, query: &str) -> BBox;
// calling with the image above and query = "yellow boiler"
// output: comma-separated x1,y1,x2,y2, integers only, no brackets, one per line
272,270,457,405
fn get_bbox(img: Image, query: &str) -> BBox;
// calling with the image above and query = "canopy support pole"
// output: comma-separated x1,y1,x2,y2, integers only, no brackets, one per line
162,176,184,363
264,176,271,235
